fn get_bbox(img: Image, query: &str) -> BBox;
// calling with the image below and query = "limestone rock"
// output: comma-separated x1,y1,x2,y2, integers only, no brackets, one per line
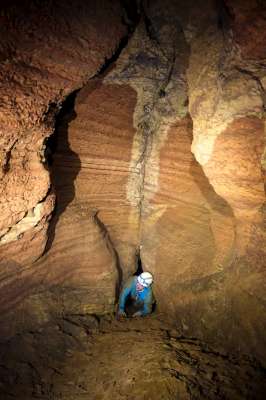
183,0,266,360
50,80,140,278
0,202,119,339
38,1,266,363
0,0,127,264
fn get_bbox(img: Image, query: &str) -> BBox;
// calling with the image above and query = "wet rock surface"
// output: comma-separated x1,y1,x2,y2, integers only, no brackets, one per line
0,315,265,400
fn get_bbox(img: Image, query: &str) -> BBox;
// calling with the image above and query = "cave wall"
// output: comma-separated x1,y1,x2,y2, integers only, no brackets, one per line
0,0,127,265
0,0,130,334
0,0,265,363
51,80,140,277
39,0,265,362
183,0,266,357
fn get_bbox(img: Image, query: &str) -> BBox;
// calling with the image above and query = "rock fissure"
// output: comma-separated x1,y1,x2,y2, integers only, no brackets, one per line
103,13,190,260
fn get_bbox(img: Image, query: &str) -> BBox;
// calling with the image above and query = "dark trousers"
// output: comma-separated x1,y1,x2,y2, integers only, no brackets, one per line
125,296,144,317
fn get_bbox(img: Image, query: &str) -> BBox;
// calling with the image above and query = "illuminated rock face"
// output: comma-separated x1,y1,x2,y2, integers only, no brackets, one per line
40,203,119,315
43,1,251,358
0,0,128,327
184,0,266,359
0,0,127,264
0,0,265,363
51,82,139,278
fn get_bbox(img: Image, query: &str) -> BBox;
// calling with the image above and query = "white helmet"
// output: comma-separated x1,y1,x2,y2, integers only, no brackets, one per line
137,272,153,287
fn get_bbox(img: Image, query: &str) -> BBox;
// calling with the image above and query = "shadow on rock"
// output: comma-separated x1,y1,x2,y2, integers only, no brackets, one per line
44,90,81,254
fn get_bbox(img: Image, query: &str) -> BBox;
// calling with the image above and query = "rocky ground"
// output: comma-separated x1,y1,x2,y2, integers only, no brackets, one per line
0,313,265,400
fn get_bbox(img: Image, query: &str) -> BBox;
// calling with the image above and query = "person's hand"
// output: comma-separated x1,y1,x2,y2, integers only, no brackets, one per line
117,310,127,319
132,311,142,318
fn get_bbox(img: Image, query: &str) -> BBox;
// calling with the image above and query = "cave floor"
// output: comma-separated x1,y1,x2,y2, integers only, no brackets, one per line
0,314,265,400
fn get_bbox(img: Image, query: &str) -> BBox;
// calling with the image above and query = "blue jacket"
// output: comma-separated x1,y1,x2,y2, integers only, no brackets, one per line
118,276,153,316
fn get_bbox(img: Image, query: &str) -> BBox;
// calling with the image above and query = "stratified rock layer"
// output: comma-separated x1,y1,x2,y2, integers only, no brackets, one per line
42,203,119,314
0,0,128,327
0,0,126,263
50,81,139,277
0,202,119,340
35,0,265,363
141,118,235,313
184,0,266,360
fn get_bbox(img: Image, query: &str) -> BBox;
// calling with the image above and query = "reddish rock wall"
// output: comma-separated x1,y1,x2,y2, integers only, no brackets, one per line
0,0,127,264
0,0,129,334
50,81,139,277
184,0,266,360
40,6,244,358
141,118,235,314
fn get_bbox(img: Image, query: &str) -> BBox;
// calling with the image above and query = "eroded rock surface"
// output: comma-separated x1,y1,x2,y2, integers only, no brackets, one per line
183,0,266,359
0,0,127,264
50,81,139,277
40,0,266,363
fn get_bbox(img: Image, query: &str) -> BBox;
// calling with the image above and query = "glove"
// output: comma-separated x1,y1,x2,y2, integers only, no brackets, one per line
117,310,127,318
132,311,142,318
